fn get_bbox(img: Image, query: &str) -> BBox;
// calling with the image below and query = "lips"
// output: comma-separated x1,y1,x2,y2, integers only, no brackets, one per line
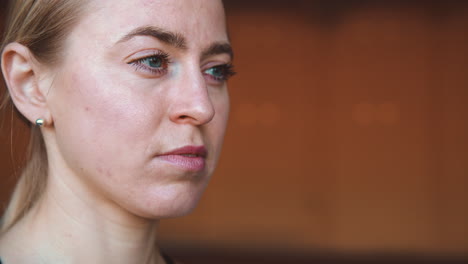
157,145,207,171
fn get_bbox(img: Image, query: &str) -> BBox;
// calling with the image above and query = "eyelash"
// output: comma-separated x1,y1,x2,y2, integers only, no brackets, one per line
127,51,171,76
203,63,236,82
128,52,236,83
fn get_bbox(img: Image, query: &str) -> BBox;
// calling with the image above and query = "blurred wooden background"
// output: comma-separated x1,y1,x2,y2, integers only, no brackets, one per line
1,0,467,261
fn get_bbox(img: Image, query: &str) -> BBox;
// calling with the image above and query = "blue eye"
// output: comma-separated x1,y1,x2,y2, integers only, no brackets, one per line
204,64,236,82
128,51,171,76
142,56,164,68
205,66,224,79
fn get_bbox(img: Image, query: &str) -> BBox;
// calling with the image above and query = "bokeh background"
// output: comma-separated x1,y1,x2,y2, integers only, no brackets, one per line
1,0,467,263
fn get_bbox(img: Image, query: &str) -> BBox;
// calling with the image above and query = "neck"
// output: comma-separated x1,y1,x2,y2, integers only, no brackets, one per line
0,170,165,264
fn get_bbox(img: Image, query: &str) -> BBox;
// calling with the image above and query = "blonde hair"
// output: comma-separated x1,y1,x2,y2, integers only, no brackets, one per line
0,0,87,233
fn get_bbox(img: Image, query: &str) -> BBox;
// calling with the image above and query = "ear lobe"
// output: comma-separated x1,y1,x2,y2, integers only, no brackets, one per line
1,42,51,126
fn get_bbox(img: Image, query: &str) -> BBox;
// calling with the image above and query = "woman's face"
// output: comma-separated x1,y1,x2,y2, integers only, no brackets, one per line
45,0,231,218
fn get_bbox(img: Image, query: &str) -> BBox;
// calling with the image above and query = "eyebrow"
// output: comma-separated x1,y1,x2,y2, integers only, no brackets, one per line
117,26,233,60
116,26,188,49
201,42,234,61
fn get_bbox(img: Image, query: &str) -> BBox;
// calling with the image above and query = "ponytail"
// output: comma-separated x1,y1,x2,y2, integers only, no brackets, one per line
0,0,88,233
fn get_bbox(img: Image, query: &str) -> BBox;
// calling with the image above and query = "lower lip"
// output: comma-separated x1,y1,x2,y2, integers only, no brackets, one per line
158,154,206,171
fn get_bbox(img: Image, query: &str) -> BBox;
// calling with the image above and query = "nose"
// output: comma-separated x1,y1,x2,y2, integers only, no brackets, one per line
168,69,215,126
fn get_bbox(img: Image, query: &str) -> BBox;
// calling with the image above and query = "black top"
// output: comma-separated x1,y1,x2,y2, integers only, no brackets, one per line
0,256,174,264
162,252,175,264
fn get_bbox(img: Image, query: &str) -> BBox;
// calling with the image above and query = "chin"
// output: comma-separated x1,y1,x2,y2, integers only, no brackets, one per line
127,183,207,220
146,199,202,220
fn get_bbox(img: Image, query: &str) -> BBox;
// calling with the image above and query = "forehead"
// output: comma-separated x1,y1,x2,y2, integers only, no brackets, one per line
76,0,228,48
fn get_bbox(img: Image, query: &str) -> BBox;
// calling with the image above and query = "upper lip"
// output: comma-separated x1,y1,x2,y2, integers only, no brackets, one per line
159,145,208,158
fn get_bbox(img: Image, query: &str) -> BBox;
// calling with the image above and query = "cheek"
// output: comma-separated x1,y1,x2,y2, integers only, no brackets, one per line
214,90,230,134
50,67,158,174
207,91,230,158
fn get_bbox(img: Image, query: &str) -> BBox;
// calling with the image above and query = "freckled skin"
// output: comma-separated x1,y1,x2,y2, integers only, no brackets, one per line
43,0,230,219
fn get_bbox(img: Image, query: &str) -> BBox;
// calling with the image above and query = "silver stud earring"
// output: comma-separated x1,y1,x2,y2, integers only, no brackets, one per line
35,118,45,126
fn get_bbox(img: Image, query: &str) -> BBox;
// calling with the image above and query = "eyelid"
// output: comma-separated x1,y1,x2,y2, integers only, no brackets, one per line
201,58,232,70
126,49,172,77
203,63,236,83
126,49,171,64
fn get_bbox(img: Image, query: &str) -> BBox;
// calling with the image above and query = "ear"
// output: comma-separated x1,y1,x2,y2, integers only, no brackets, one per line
1,42,52,126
